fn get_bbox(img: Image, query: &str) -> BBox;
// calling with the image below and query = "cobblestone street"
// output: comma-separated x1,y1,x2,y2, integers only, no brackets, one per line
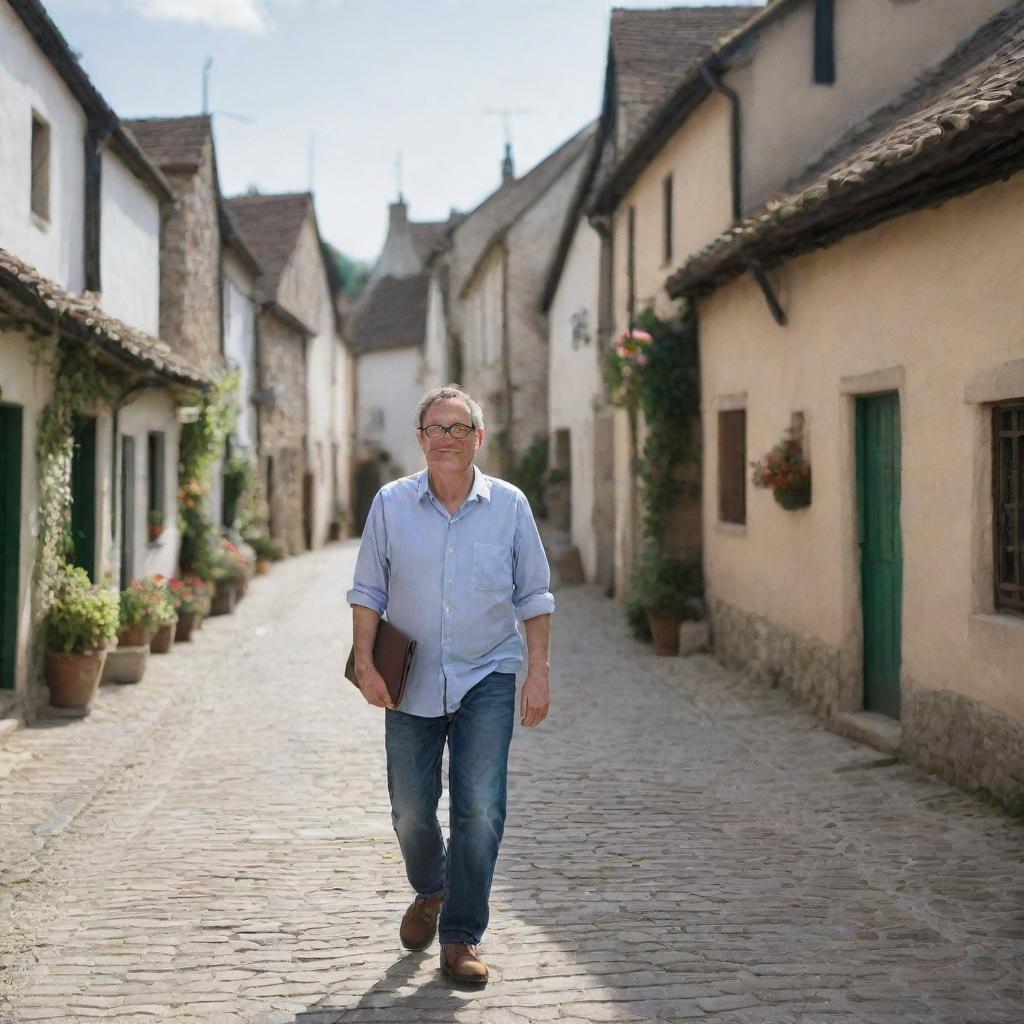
0,541,1021,1024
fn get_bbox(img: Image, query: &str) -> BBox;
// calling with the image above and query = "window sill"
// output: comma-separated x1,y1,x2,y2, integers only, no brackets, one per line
714,520,747,537
969,611,1024,634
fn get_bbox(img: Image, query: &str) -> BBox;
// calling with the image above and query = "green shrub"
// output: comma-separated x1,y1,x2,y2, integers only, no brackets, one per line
630,549,704,620
46,562,119,654
245,535,285,561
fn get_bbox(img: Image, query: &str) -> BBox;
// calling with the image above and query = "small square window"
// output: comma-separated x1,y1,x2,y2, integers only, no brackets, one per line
31,112,51,222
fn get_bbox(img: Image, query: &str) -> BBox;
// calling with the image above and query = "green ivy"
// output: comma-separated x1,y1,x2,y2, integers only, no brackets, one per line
509,436,549,518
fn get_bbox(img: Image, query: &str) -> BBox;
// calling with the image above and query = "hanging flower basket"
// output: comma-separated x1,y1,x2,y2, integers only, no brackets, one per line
751,426,812,512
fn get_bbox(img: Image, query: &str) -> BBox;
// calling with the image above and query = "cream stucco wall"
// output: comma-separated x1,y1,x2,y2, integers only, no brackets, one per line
700,173,1024,724
549,218,602,581
0,2,87,292
222,251,258,453
356,346,424,480
99,151,161,336
734,0,1012,209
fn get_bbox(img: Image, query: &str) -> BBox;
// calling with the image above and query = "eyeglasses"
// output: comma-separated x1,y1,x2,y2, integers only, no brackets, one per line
418,423,474,439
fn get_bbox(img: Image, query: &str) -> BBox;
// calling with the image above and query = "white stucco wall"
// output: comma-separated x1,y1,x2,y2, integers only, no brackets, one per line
356,347,424,479
99,151,161,336
549,218,602,581
0,2,87,291
117,389,181,583
222,253,257,452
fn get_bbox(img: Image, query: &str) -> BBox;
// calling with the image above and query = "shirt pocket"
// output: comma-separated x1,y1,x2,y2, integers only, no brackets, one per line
471,541,512,592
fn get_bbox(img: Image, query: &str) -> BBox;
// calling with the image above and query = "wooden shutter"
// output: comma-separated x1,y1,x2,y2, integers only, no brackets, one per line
718,409,746,525
663,175,673,265
994,401,1024,615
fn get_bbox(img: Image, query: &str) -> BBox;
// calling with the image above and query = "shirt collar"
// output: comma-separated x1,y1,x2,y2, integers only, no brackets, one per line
417,465,491,505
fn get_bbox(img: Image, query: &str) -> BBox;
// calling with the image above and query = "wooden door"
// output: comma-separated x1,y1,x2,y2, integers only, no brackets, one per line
856,394,903,719
0,406,22,691
119,435,136,589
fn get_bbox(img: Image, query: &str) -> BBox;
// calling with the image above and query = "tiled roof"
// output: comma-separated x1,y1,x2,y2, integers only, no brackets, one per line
124,115,211,171
667,0,1024,297
224,192,313,298
453,122,597,297
609,5,761,149
349,274,429,355
0,247,208,387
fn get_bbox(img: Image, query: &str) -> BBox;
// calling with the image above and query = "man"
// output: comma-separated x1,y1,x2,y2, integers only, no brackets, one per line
346,385,553,986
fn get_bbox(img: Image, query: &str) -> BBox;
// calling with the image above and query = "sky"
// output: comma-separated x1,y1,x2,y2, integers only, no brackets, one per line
44,0,763,262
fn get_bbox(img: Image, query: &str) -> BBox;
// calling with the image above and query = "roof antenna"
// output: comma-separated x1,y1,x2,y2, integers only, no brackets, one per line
483,107,533,182
394,151,404,202
202,56,213,114
307,132,315,192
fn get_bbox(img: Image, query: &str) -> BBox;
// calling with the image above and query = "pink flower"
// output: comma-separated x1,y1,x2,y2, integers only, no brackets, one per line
636,353,648,366
631,329,653,344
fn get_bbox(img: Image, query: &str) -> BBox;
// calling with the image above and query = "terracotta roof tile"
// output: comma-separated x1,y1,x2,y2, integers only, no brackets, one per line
667,0,1024,296
0,247,208,387
349,274,429,355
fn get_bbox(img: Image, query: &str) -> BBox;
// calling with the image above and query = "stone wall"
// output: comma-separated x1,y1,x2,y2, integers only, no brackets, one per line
257,310,306,556
710,596,1024,811
157,148,224,375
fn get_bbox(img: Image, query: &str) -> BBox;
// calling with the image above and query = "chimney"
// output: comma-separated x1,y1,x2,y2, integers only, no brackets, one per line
501,144,514,185
389,194,408,230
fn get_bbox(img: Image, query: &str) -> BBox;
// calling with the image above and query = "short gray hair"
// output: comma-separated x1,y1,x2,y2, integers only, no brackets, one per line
416,384,485,430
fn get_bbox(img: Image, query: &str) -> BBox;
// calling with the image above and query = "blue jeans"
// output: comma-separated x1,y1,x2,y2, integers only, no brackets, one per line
384,670,516,946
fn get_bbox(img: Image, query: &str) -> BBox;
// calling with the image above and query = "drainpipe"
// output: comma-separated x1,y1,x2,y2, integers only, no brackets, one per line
699,62,787,327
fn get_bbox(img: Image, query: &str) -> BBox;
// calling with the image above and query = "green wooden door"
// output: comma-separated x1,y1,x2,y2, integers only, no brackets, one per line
119,435,136,590
0,406,23,691
70,415,97,582
856,393,903,719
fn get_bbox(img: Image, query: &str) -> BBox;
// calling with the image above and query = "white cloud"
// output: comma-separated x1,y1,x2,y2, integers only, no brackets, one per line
129,0,269,33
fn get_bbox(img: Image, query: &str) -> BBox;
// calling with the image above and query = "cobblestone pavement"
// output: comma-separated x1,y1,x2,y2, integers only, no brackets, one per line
0,541,1021,1024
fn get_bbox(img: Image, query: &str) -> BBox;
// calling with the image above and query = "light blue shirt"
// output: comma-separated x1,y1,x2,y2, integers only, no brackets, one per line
346,467,555,717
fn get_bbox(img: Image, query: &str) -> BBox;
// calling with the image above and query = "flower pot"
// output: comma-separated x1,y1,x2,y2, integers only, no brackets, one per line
175,611,197,642
101,645,149,685
148,526,164,543
210,580,237,616
646,611,681,656
773,485,811,510
255,559,271,576
117,625,152,648
150,620,177,654
46,650,107,709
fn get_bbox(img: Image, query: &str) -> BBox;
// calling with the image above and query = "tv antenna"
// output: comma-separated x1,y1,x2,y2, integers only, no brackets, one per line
483,107,533,149
201,57,255,123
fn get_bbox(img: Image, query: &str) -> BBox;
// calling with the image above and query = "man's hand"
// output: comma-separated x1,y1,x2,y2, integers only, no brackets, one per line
356,661,396,711
520,669,550,727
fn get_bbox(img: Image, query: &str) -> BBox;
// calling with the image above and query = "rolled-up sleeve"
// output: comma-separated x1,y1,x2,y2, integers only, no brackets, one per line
511,491,555,621
346,491,389,615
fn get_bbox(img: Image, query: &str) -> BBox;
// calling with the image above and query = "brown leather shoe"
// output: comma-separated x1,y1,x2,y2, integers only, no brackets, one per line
440,942,488,985
399,894,443,950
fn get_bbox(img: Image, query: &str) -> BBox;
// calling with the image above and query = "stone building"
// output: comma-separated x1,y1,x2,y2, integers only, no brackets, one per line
126,116,263,528
0,0,208,724
348,196,448,527
594,0,1022,805
226,192,353,551
432,128,595,482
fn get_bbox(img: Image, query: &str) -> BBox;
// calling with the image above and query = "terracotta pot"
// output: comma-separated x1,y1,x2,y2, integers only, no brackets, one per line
150,620,177,654
46,650,107,709
646,611,681,656
175,611,196,642
117,625,152,648
101,645,149,685
210,580,237,616
255,559,271,576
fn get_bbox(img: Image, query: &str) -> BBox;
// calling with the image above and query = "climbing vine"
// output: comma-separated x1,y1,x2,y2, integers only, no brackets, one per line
33,342,116,618
177,372,238,573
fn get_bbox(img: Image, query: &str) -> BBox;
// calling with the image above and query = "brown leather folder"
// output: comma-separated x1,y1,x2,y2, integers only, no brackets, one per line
345,620,416,708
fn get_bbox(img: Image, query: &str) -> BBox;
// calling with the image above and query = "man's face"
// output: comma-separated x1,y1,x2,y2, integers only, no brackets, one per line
417,397,484,474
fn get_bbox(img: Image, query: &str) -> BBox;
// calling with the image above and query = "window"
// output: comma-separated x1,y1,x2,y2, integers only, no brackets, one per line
147,431,165,531
627,204,636,322
994,400,1024,615
718,409,747,525
662,175,673,265
30,112,51,222
813,0,836,85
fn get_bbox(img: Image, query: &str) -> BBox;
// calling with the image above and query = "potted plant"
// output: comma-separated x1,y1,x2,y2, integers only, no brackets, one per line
45,562,119,710
147,509,166,543
203,542,248,615
245,535,284,575
170,576,203,642
145,576,178,653
629,550,704,656
328,504,348,542
117,579,164,647
751,426,812,510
